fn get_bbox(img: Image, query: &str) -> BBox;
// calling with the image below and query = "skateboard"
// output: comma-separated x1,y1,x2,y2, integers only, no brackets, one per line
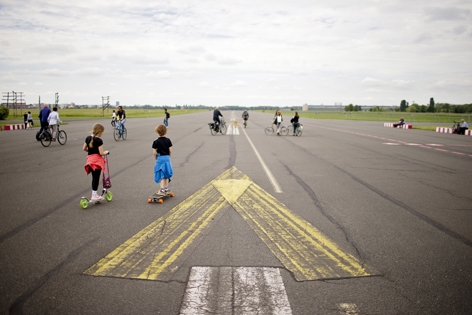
148,191,174,204
80,190,113,209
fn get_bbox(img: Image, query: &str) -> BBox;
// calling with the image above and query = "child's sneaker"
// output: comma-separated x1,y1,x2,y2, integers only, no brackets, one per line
91,195,100,201
159,188,167,195
164,188,169,193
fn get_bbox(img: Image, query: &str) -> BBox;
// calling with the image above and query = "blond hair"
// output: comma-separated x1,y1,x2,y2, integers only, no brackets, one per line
89,123,104,148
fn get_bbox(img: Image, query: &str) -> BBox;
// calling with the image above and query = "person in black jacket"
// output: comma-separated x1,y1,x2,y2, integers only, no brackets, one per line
290,112,300,135
213,107,223,131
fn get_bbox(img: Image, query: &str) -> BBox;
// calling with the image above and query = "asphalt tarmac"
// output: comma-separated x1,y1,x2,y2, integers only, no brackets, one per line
0,111,471,314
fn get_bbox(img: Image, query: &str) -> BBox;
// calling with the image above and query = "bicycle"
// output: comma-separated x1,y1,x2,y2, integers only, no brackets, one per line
40,124,67,147
265,122,287,136
209,117,227,135
286,123,303,137
113,120,127,141
243,118,248,128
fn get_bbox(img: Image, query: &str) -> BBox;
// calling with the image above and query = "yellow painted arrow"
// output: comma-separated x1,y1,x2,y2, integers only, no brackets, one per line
84,167,371,281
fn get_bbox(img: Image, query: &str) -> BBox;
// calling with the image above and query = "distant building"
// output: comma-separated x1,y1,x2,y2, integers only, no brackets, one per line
302,103,308,111
116,101,120,106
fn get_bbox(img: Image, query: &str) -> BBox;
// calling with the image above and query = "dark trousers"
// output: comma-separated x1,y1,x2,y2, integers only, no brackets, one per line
91,169,101,191
40,122,49,134
458,127,468,135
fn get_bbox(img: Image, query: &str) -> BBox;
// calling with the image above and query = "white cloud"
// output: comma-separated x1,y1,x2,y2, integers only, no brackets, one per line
1,0,471,106
231,80,247,87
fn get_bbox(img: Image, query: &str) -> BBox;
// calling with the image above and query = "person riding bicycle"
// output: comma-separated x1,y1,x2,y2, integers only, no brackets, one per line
47,107,62,141
290,112,300,136
213,107,223,131
242,110,249,125
117,106,126,130
38,103,51,136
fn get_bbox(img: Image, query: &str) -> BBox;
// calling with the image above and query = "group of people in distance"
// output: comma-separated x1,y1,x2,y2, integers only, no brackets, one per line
212,107,301,136
273,110,300,135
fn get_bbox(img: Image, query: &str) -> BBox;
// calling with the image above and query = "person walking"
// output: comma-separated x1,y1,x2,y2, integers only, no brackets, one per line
27,111,34,129
164,108,170,127
290,112,300,135
47,107,61,141
152,124,173,194
83,124,109,201
38,104,51,135
23,112,28,129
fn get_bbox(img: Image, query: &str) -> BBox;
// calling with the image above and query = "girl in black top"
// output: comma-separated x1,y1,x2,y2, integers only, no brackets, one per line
83,124,109,200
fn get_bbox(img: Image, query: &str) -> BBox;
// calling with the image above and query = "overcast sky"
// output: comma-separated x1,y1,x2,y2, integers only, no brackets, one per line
1,0,471,107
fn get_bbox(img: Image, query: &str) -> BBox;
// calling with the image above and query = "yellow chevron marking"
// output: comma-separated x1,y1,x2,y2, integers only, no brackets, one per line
84,167,371,281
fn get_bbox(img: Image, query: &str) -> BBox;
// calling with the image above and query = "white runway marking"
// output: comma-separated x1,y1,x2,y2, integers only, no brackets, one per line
227,124,240,135
242,127,283,193
180,267,292,315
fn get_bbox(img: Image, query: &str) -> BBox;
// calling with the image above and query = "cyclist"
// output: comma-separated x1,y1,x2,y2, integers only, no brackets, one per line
242,110,249,127
290,112,300,136
38,103,51,136
117,106,126,132
213,107,223,131
47,107,62,141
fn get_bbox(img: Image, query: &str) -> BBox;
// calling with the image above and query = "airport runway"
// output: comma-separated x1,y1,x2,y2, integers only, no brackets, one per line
0,111,471,314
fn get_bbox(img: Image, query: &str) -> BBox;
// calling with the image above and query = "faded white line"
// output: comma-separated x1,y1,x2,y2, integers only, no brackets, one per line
242,127,283,193
180,267,292,314
338,303,359,314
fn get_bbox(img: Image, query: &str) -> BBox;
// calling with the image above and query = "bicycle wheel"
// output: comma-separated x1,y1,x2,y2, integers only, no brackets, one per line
220,124,227,135
210,125,218,136
286,125,294,135
244,121,247,128
58,130,67,145
121,128,127,140
265,126,274,135
280,126,288,136
40,131,52,147
296,124,303,136
113,128,120,141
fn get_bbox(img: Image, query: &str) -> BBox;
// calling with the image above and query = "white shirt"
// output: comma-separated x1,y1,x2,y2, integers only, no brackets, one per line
48,111,61,125
461,121,468,128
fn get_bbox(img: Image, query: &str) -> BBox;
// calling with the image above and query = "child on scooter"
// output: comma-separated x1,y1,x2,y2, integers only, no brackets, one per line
83,124,109,201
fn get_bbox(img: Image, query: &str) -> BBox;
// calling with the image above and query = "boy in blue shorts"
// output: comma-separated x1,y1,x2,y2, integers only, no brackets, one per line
152,124,173,194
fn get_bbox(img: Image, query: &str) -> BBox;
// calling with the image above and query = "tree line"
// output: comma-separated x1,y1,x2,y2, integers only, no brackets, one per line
399,98,472,113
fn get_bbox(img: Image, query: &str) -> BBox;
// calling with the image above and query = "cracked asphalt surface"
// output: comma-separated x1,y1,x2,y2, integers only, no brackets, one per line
1,111,471,314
